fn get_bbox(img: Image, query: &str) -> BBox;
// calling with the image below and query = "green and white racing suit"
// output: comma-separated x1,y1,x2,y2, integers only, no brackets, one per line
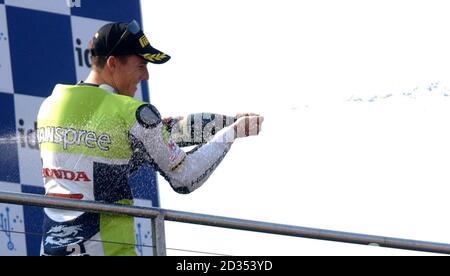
37,84,236,256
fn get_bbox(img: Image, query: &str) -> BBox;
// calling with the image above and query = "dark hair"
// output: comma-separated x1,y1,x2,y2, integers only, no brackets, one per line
90,55,131,71
89,38,131,71
91,55,107,71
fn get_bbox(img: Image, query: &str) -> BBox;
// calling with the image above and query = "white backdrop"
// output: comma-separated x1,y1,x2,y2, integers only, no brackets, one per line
142,0,450,255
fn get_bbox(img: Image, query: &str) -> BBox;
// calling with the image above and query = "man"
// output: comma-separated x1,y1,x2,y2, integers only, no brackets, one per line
37,20,263,256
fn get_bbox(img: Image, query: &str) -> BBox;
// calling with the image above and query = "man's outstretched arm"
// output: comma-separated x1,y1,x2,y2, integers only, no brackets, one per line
130,106,263,194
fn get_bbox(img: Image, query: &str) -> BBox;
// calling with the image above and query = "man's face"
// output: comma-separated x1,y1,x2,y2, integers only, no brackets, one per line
111,55,149,97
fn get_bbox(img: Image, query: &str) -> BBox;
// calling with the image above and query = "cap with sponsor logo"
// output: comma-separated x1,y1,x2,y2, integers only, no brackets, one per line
90,20,170,64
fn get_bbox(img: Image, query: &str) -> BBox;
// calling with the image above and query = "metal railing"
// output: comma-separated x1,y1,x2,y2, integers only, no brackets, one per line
1,191,450,255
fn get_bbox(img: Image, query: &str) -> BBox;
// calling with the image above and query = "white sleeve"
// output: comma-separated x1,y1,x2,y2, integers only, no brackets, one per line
167,113,236,147
129,106,235,194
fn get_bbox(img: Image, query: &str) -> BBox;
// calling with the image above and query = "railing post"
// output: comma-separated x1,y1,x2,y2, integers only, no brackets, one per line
151,211,167,256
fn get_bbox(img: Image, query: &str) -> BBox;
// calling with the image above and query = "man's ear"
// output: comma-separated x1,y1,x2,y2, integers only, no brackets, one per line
106,56,116,70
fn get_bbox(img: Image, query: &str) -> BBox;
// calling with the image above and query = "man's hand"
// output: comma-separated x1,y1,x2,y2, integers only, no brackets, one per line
233,115,264,139
235,113,259,120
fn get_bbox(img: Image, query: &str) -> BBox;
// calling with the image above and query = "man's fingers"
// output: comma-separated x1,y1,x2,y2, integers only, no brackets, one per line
257,116,264,134
234,115,264,138
236,113,260,119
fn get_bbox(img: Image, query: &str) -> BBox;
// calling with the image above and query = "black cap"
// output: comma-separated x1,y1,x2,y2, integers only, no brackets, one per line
90,21,170,64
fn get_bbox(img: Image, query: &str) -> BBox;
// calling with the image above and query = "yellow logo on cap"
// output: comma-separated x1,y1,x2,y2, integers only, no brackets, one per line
142,53,167,62
139,35,150,48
